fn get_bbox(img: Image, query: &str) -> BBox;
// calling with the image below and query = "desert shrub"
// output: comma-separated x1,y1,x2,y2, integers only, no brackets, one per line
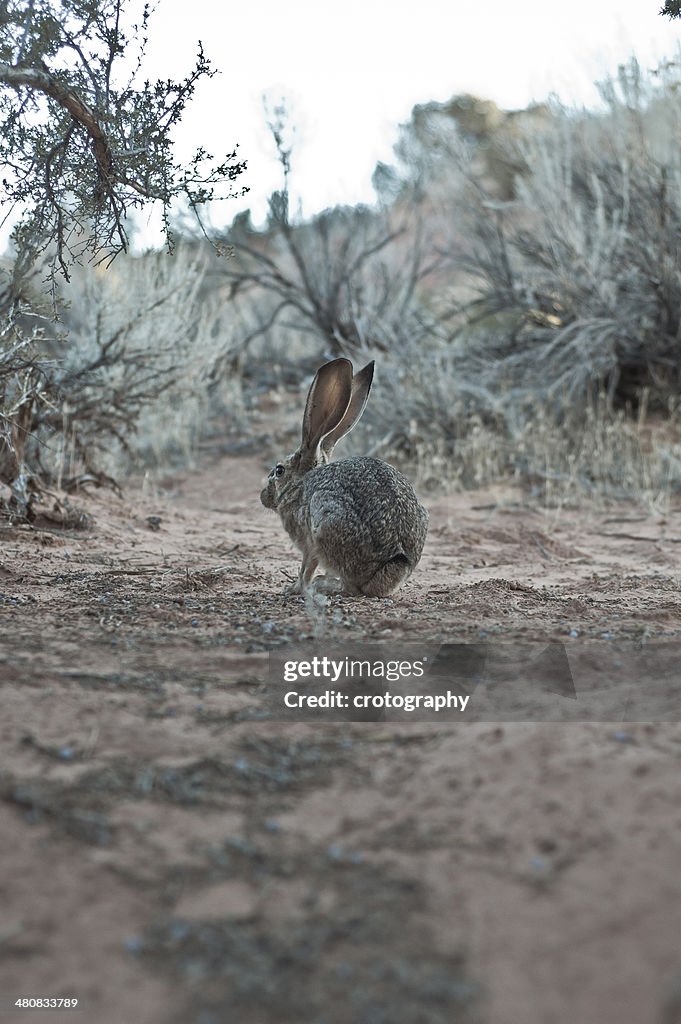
324,58,677,503
210,197,434,379
0,0,246,514
205,102,441,387
362,335,681,506
18,247,245,484
138,60,681,507
449,58,681,411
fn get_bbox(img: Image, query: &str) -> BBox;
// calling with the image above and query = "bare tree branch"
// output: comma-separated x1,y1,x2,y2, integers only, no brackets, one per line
0,61,115,184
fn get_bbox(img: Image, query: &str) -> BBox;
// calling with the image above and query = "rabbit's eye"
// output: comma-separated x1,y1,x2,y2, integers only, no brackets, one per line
275,464,285,478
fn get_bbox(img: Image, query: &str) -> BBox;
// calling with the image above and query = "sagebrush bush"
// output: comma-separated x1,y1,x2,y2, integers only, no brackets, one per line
8,57,681,508
335,58,681,502
231,59,681,504
451,58,681,411
22,247,245,483
341,322,681,507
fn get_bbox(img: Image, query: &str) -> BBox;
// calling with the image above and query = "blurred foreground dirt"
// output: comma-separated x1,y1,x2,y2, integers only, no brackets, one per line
1,455,681,1024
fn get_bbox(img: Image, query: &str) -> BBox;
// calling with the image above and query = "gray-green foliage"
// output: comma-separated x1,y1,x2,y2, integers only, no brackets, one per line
330,61,681,502
0,0,247,511
30,250,244,481
661,1,681,19
0,0,247,276
451,59,681,410
373,61,681,413
211,105,439,383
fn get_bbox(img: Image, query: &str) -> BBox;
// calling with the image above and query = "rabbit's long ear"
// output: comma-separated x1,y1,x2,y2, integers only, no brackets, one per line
320,360,374,456
302,358,353,454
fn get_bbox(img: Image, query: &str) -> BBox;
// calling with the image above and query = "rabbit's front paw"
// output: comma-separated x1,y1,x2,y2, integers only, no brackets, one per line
307,575,343,596
284,577,304,596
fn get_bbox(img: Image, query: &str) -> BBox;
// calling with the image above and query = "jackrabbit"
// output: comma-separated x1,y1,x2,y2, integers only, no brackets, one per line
260,357,428,597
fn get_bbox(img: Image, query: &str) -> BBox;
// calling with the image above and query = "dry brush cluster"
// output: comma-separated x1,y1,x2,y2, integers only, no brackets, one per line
244,64,681,503
222,61,681,505
1,247,248,507
0,0,247,518
4,34,681,511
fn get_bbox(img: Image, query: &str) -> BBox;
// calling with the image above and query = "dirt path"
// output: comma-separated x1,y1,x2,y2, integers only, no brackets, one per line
1,455,681,1024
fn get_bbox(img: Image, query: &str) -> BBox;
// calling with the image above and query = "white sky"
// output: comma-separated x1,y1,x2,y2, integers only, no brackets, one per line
134,0,681,239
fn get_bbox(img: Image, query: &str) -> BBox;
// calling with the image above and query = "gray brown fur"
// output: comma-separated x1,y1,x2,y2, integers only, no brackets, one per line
260,358,428,597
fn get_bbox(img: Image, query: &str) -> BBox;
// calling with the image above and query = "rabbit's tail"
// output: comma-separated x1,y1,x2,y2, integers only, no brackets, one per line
360,553,412,598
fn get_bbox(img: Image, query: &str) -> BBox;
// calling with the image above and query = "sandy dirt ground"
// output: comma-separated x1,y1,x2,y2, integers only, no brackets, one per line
2,453,681,1024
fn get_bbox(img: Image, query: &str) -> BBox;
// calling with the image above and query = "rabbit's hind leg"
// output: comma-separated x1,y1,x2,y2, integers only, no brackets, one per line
360,554,412,597
308,498,364,596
